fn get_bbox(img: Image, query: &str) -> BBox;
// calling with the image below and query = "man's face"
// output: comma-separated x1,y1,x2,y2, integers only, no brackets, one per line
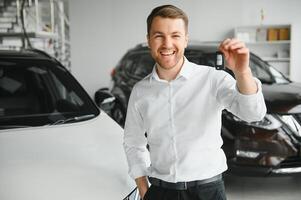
147,17,188,70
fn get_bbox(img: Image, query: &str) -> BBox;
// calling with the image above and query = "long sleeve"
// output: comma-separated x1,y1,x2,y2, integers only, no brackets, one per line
123,86,150,180
213,70,267,122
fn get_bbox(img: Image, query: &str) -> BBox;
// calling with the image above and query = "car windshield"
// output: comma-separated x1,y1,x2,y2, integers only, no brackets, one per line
126,47,290,85
267,64,290,84
0,59,99,129
185,50,289,84
250,54,289,84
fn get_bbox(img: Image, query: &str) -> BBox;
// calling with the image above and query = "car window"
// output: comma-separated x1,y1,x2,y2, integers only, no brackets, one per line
185,51,215,67
132,53,155,78
268,65,289,84
0,60,99,128
185,52,203,65
250,56,289,84
124,54,135,74
185,49,289,84
249,59,273,83
125,52,154,78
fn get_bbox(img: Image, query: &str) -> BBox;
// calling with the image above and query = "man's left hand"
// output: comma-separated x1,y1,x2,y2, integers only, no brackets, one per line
219,38,250,75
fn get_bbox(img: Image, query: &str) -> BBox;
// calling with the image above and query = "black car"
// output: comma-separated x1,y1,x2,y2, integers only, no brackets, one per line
95,43,301,176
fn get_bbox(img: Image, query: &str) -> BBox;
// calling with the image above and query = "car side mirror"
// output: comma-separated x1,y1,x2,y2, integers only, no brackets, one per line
94,88,116,114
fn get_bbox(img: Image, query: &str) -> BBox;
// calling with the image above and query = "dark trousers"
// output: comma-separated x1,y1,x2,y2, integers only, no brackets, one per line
143,179,227,200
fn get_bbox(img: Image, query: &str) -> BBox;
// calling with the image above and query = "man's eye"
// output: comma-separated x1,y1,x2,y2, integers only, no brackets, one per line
154,35,163,38
173,35,180,38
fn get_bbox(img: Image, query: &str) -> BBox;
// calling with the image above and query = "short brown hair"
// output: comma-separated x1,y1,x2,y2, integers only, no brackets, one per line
147,5,189,35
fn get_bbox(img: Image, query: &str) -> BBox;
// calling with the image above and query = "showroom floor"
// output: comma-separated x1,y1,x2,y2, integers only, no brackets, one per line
224,174,301,200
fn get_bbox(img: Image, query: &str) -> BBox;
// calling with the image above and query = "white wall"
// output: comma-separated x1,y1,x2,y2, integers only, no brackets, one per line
69,0,301,97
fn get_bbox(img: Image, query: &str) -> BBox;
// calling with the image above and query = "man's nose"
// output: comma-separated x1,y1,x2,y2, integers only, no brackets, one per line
163,36,173,48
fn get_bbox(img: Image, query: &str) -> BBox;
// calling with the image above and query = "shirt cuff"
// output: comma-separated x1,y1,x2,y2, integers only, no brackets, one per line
129,164,148,180
235,77,263,101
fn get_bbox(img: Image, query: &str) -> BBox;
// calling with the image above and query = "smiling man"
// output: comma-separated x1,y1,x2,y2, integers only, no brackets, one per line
147,15,188,81
123,5,266,200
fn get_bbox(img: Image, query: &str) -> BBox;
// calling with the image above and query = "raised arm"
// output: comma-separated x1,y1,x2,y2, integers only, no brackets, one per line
219,38,257,95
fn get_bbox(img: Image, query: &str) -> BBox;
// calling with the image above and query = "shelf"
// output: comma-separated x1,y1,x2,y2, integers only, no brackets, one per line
236,24,291,29
262,57,290,62
234,24,291,78
246,40,290,45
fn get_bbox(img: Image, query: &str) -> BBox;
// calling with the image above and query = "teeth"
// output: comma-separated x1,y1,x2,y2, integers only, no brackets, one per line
160,51,175,56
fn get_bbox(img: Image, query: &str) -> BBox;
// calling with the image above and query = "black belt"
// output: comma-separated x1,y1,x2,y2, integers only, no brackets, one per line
148,174,222,190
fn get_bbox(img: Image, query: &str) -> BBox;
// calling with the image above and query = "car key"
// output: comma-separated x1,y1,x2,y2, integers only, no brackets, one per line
215,51,224,70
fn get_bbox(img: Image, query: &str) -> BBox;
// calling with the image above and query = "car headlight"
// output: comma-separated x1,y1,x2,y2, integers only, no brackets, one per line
236,150,261,159
228,113,282,130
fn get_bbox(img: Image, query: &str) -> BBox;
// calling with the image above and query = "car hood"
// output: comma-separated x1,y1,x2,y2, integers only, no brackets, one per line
263,82,301,114
0,112,135,200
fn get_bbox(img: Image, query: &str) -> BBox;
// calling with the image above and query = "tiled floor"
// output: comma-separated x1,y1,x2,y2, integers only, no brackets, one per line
224,175,301,200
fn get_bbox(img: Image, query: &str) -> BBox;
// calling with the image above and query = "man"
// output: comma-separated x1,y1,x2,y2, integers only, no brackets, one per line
123,5,266,200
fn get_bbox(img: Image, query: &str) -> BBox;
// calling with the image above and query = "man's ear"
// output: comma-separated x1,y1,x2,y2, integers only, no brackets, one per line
146,34,150,48
185,34,189,48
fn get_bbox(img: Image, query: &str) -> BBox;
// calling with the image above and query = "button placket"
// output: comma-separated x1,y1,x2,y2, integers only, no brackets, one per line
168,82,173,126
169,82,178,180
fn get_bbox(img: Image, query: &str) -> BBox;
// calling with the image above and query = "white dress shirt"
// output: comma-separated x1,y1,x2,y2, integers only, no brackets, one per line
123,57,266,183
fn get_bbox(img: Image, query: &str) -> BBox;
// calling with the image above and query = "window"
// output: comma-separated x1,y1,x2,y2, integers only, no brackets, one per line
125,52,155,78
0,59,99,127
249,59,273,83
185,51,214,67
250,56,289,84
132,53,155,78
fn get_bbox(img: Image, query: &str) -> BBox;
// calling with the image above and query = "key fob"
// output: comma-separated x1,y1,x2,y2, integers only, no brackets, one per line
215,51,224,70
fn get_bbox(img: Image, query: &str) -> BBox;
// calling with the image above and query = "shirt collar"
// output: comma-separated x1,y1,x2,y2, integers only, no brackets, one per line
150,57,194,83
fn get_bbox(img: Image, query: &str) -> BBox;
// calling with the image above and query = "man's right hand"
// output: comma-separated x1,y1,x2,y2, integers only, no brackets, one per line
135,176,149,199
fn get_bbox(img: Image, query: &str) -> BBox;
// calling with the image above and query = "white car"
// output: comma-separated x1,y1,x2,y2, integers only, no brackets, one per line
0,49,138,200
